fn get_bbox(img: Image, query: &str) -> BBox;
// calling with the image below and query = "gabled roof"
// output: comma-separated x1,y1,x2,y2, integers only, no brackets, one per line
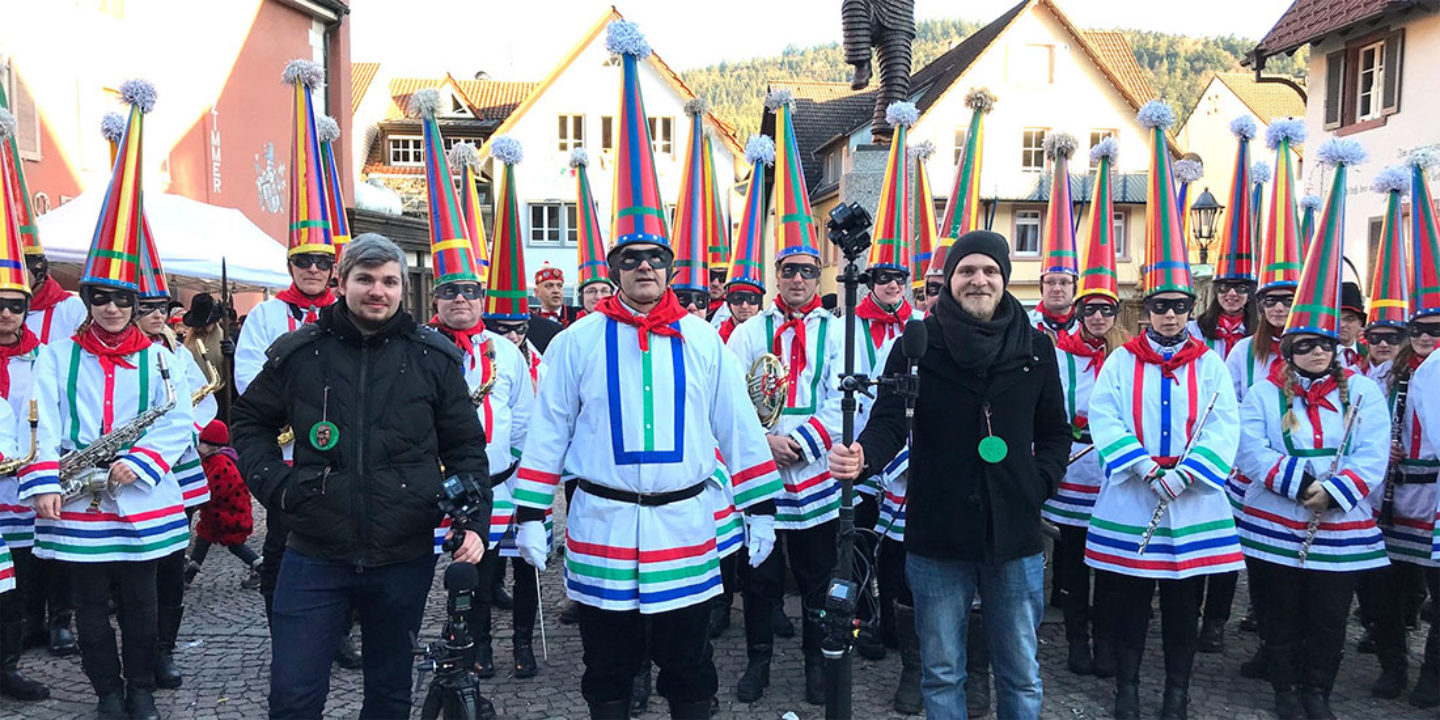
473,6,743,164
1253,0,1410,65
1083,31,1157,102
763,81,876,191
383,75,538,122
351,62,380,114
1212,72,1307,122
907,0,1029,114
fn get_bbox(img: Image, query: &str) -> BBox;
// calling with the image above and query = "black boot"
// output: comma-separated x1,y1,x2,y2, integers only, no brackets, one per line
491,582,514,611
1273,685,1304,720
512,638,537,679
1299,686,1335,719
1411,632,1439,708
334,633,362,670
736,597,772,702
0,621,48,700
667,698,710,720
1240,643,1270,680
96,690,127,720
1063,606,1093,675
803,653,825,705
855,623,886,661
559,601,580,625
630,658,652,714
1160,684,1188,720
1113,644,1142,720
48,610,77,657
471,605,495,679
706,593,731,639
966,611,991,718
126,687,161,720
1092,623,1116,679
1371,663,1407,699
587,699,630,720
772,604,794,638
892,604,922,715
155,605,184,690
1197,618,1224,654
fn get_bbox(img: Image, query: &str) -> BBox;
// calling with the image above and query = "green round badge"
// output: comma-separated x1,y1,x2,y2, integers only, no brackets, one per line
978,436,1009,464
309,421,340,451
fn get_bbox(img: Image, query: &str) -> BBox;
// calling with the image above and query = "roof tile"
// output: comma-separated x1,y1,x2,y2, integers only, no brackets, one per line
352,62,380,114
1255,0,1402,60
1213,72,1306,123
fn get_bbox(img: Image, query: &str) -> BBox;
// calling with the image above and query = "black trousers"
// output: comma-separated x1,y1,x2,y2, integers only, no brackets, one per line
155,507,196,609
1249,559,1358,692
854,496,880,624
191,538,261,568
24,554,71,628
1102,571,1203,686
0,546,39,622
69,559,159,695
474,555,538,639
877,537,913,607
577,601,716,705
741,520,837,654
1372,561,1440,674
1197,570,1237,623
1054,524,1111,644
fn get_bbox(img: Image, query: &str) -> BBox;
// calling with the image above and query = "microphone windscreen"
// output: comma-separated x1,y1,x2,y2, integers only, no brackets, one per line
444,561,479,592
901,319,927,360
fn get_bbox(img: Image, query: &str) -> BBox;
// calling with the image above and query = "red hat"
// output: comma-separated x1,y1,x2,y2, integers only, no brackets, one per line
535,262,563,285
200,420,229,446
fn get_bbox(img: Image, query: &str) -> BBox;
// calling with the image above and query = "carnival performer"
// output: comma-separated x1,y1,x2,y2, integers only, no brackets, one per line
570,148,615,318
715,135,772,345
1403,342,1440,710
1026,135,1079,340
1339,282,1369,372
533,263,580,329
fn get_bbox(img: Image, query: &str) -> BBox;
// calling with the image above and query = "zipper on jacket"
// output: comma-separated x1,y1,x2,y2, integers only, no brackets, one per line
356,342,370,564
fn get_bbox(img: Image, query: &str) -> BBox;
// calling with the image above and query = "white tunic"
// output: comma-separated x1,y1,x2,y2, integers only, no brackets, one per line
20,340,193,563
235,297,328,394
849,304,921,496
1225,336,1282,508
0,397,17,592
1042,340,1107,527
727,303,844,530
170,345,217,508
513,309,782,614
26,295,86,345
1408,352,1440,563
0,350,38,548
1235,370,1389,571
1381,355,1440,566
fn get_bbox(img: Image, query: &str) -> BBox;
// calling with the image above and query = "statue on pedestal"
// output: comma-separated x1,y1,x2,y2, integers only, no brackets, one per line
842,0,916,141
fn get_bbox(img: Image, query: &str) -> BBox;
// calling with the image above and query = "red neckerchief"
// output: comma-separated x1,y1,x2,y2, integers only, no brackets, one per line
537,307,570,328
29,276,71,312
595,291,688,351
1055,328,1107,374
708,298,724,319
855,293,912,348
1039,303,1075,329
718,317,738,343
1215,313,1246,356
1268,362,1345,432
1123,335,1209,383
1342,346,1363,368
430,315,484,357
773,295,823,388
275,284,336,323
0,327,40,397
74,323,151,371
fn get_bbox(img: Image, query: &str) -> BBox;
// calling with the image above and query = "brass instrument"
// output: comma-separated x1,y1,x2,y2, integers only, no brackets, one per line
471,345,498,407
277,427,294,447
189,338,225,405
59,354,177,504
0,400,39,476
746,353,790,429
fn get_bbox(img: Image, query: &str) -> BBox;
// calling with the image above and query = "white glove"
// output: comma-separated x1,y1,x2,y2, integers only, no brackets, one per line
744,514,776,568
515,521,548,571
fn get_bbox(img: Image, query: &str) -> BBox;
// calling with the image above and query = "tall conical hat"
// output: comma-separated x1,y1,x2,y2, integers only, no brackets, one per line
1285,139,1366,339
1250,160,1271,253
909,141,938,290
101,111,126,165
0,109,30,295
673,99,725,291
484,136,528,319
448,142,490,275
1137,100,1192,297
410,89,482,287
82,79,155,291
0,83,41,257
1214,116,1257,282
606,21,670,255
1174,158,1203,252
1258,118,1306,293
868,101,916,273
767,89,820,260
283,60,334,257
726,135,774,293
1298,194,1322,249
136,213,168,300
316,114,351,257
1367,166,1410,328
928,88,994,276
1077,138,1120,302
1040,132,1079,277
569,148,610,289
1410,148,1440,319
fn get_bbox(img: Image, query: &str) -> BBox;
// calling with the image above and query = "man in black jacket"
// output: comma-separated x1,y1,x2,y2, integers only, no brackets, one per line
233,234,490,720
831,231,1069,720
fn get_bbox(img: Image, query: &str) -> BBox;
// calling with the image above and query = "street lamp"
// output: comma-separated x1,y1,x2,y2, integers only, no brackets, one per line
1189,187,1222,265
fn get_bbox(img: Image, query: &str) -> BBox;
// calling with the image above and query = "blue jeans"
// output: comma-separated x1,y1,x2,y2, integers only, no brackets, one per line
906,552,1045,720
268,551,438,719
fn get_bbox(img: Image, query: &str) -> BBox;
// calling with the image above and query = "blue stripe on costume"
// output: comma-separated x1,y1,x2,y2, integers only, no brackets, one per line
1180,457,1226,491
1236,518,1381,547
1088,529,1239,556
605,320,686,465
46,517,189,540
639,573,723,605
774,481,840,509
796,425,822,461
1105,448,1148,478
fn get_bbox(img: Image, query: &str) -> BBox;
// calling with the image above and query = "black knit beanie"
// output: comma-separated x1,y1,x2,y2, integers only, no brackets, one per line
944,230,1012,287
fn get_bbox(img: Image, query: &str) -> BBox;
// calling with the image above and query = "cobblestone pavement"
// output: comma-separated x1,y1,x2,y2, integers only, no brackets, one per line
8,505,1435,719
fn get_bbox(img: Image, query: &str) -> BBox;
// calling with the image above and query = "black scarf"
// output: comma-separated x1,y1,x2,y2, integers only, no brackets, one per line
932,287,1032,378
320,302,416,346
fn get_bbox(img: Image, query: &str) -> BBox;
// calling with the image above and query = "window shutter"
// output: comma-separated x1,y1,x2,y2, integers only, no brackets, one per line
1324,50,1344,129
1382,29,1403,115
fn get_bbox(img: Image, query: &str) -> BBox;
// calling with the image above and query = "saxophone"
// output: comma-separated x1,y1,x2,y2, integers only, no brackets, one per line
189,338,225,405
58,353,177,504
0,400,38,476
746,353,790,429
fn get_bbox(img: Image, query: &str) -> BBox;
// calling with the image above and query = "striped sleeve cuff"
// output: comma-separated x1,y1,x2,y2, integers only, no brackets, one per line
17,461,59,500
119,446,172,489
511,466,561,510
858,473,884,496
1178,445,1231,492
1099,435,1148,481
790,417,834,465
731,460,782,510
1321,469,1368,513
1151,467,1192,501
1263,456,1304,500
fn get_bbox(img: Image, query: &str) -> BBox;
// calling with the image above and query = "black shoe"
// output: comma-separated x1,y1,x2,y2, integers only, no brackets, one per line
803,655,825,705
1113,682,1139,720
0,620,48,700
893,604,922,715
855,625,886,661
240,567,262,591
1092,636,1116,679
849,60,872,91
475,695,497,720
491,584,514,611
1160,685,1188,720
1066,640,1094,675
48,620,77,657
97,691,127,720
559,601,580,625
630,660,652,714
334,635,362,670
965,669,991,718
1358,628,1377,654
474,642,495,679
587,700,630,720
183,560,200,588
706,598,730,639
772,605,795,638
667,699,710,720
154,652,182,690
125,687,161,720
1412,665,1440,708
1239,613,1260,633
1300,687,1335,720
1274,685,1305,720
513,640,537,679
1372,666,1407,698
735,648,770,703
1197,619,1224,654
1240,645,1270,680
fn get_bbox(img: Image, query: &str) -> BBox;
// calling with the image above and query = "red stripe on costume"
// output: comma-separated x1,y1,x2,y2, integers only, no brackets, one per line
1058,482,1100,494
566,533,639,560
0,504,33,513
1388,515,1433,530
1131,361,1146,446
1186,363,1198,439
1243,504,1376,531
129,446,171,473
1338,469,1369,498
731,460,778,485
784,470,832,494
807,418,832,450
639,536,716,563
0,567,13,582
1085,548,1244,572
181,487,209,502
714,506,736,521
59,504,185,522
1264,459,1285,488
516,467,561,485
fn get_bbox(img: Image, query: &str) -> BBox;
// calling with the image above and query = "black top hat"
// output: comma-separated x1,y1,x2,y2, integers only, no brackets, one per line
183,293,224,328
1341,281,1366,316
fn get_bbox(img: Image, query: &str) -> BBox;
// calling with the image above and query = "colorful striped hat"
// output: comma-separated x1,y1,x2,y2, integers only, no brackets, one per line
1250,160,1271,250
1215,116,1257,282
868,101,916,274
82,79,155,291
909,141,938,290
768,89,819,260
1410,148,1440,319
484,136,528,319
1137,100,1192,297
570,148,611,289
1258,118,1306,293
1040,132,1079,277
606,21,670,255
1077,138,1120,302
1174,158,1203,250
1298,194,1322,248
0,84,40,257
929,87,994,277
0,109,30,295
101,111,126,165
1285,139,1366,340
727,135,774,293
317,114,351,257
410,88,483,287
283,60,334,257
136,212,168,299
449,141,490,275
672,99,725,292
1367,165,1410,328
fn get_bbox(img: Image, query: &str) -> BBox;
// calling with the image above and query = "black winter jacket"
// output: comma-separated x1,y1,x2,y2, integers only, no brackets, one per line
858,304,1070,564
232,303,490,566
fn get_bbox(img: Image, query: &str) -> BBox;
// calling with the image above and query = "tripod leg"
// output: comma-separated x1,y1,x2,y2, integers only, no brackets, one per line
420,684,443,720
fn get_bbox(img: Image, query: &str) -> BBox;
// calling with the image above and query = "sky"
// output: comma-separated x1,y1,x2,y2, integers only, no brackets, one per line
349,0,1298,79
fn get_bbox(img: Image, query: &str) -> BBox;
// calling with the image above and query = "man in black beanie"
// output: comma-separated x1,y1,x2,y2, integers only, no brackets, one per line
831,230,1070,720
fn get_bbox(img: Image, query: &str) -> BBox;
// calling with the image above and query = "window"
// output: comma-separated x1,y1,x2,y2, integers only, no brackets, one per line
953,128,968,165
528,202,578,246
0,60,41,160
1020,44,1055,85
1089,129,1116,167
1021,128,1048,171
601,116,615,153
1356,41,1384,122
822,149,842,185
1324,29,1403,131
444,92,473,118
1013,209,1042,256
1367,216,1384,281
558,114,584,152
1113,210,1129,259
648,117,673,155
388,135,423,166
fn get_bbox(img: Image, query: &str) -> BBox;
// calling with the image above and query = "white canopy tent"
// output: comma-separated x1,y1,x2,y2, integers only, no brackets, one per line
35,191,292,292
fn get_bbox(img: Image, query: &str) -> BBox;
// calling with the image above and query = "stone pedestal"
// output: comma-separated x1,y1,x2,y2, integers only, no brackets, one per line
839,144,892,234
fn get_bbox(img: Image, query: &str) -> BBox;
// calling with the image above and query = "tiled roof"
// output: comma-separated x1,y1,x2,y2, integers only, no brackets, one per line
383,77,539,122
1254,0,1404,61
764,81,876,191
908,0,1028,114
351,62,380,114
1213,72,1307,122
1083,31,1157,103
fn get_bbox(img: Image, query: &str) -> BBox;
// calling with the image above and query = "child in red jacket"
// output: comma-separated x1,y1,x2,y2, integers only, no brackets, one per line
186,421,262,589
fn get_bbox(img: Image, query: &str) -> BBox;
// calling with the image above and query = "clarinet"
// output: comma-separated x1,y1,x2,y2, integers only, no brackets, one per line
1378,375,1409,527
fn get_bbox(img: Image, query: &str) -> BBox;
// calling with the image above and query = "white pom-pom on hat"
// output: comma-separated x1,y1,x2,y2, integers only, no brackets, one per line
315,115,341,143
407,88,442,119
281,59,324,89
490,135,523,165
605,20,652,59
1137,100,1175,130
100,111,126,143
1174,159,1203,184
885,101,919,129
1229,115,1258,140
119,78,157,114
569,147,589,169
744,134,776,167
1043,132,1078,160
1372,166,1410,195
